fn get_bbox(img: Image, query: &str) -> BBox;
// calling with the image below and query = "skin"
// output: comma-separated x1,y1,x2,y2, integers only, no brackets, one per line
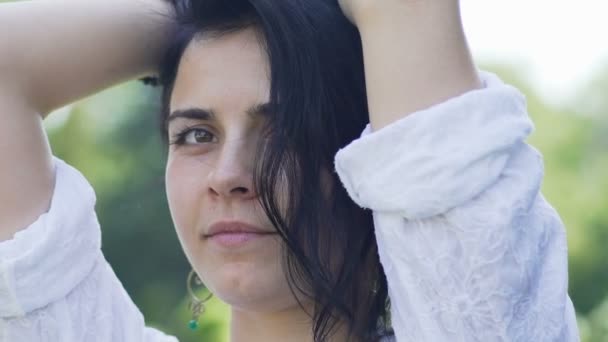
340,0,481,130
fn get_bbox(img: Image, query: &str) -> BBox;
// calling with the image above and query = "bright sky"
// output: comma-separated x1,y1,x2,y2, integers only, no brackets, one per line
461,0,608,105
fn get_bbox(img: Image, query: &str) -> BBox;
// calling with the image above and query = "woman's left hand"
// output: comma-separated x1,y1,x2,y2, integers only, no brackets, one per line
338,0,421,26
337,0,384,25
338,0,458,27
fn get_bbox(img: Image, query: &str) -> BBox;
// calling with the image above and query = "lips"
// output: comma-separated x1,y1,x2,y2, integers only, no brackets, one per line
203,221,276,238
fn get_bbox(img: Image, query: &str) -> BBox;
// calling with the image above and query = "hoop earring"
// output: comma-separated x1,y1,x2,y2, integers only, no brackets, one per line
187,269,214,330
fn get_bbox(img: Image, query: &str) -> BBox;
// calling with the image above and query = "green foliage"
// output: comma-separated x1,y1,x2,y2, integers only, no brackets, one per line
482,64,608,341
43,65,608,341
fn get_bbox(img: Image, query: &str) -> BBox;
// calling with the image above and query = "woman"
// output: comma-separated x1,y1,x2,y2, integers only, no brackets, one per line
0,0,579,341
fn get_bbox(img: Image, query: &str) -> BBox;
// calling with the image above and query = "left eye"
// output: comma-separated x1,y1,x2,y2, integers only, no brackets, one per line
174,128,217,145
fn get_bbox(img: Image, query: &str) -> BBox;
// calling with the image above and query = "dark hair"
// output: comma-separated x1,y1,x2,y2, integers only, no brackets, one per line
145,0,393,340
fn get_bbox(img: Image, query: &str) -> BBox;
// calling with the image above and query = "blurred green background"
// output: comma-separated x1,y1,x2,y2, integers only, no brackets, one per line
3,0,608,341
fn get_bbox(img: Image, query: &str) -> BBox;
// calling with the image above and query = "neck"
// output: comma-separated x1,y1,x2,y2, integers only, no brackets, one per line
229,303,351,342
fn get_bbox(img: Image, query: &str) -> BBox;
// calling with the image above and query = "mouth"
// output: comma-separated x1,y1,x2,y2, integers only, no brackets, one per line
202,221,278,248
204,220,274,236
206,231,278,248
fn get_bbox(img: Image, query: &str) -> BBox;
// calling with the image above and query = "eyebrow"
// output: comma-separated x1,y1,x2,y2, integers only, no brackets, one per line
165,103,271,129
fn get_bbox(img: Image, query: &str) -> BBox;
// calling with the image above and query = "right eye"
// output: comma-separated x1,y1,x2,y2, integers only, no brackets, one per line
171,127,218,146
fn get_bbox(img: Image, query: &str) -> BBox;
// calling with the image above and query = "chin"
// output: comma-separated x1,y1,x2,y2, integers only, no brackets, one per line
207,266,296,313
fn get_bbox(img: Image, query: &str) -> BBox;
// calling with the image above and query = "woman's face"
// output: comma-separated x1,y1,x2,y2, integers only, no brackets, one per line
165,28,297,313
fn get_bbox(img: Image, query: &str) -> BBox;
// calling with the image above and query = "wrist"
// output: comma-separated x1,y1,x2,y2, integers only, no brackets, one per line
353,0,460,31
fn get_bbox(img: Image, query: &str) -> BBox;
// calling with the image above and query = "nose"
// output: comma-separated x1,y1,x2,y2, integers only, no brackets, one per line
207,140,257,201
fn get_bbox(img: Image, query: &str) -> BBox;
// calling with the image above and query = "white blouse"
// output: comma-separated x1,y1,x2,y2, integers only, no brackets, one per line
0,71,579,341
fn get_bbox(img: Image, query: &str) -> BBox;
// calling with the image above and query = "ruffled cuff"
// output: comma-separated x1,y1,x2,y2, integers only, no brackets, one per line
334,71,534,219
0,157,101,318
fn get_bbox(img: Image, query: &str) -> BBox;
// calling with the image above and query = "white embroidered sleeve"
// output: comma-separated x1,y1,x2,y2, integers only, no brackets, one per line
0,157,177,342
335,71,580,341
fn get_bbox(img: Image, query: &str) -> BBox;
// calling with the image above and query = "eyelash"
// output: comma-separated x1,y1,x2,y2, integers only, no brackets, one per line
170,126,217,146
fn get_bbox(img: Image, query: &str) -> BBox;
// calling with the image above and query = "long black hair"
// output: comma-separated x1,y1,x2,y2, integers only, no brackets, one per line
145,0,393,340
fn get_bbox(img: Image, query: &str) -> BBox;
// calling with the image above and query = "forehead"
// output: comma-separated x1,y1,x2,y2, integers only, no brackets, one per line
170,27,270,114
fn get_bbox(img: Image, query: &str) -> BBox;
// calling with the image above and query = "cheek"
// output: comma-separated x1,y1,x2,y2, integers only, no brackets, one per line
165,157,208,251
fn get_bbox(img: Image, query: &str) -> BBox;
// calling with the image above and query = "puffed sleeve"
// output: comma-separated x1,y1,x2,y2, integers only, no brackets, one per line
335,71,580,341
0,157,177,342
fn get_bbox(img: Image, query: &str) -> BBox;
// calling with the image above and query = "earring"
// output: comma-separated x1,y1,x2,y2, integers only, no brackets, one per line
187,269,214,330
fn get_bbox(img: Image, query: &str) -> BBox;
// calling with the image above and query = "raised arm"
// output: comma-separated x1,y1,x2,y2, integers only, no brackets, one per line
339,0,481,130
334,1,579,340
0,0,174,241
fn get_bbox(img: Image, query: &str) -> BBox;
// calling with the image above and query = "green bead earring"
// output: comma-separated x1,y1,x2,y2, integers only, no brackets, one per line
187,269,214,330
